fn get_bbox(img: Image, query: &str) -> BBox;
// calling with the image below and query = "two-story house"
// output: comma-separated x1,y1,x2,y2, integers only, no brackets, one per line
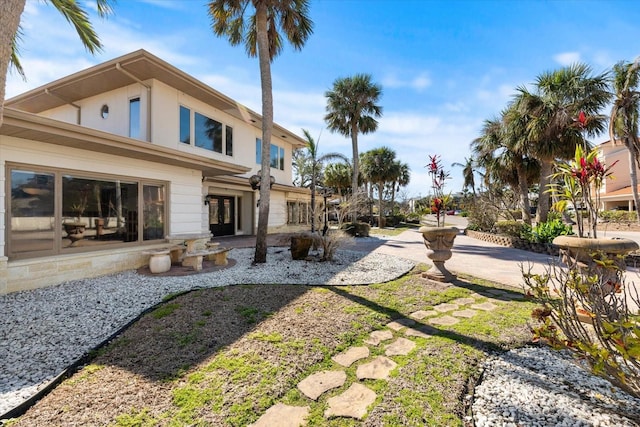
0,50,311,294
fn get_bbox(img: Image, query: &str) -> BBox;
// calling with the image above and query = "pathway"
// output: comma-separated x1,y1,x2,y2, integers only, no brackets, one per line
250,286,520,425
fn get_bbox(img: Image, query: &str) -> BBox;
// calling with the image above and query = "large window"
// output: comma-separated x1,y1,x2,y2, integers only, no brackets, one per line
129,97,141,139
8,165,167,259
256,138,285,171
287,201,309,224
180,106,232,156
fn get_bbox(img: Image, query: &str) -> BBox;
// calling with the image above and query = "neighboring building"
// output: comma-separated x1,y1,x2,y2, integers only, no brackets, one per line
0,49,311,294
597,139,637,211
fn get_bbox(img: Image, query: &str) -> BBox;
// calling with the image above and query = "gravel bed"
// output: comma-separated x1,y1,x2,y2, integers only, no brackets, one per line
0,248,414,417
473,346,640,426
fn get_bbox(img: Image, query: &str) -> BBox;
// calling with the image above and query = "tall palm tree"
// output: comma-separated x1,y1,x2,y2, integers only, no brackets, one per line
1,0,113,128
209,0,313,263
360,147,397,228
610,58,640,222
325,74,383,223
324,161,352,197
300,129,348,232
452,157,477,197
515,63,611,222
389,160,410,215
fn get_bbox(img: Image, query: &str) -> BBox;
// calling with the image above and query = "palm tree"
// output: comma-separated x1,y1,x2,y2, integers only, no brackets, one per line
610,59,640,222
515,63,611,223
324,161,352,198
360,147,397,228
1,0,113,128
209,0,313,263
452,157,477,197
389,160,410,215
300,129,348,232
325,74,383,223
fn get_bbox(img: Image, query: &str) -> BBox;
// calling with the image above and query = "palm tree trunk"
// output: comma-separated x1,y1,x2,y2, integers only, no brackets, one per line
0,0,25,129
515,163,532,225
350,123,359,223
254,4,272,263
628,140,640,223
378,181,384,228
536,159,553,223
310,160,317,233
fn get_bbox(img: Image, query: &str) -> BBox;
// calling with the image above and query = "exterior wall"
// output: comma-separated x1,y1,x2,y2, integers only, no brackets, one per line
41,83,149,141
600,144,630,194
0,134,206,293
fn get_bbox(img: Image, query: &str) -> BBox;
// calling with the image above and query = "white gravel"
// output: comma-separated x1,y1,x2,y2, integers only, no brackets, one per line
473,346,640,426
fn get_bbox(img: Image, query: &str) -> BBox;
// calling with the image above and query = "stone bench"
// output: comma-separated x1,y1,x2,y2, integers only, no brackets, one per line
180,247,232,271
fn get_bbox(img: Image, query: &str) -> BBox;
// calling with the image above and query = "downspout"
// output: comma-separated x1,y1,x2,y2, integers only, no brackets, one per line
44,89,81,125
115,62,152,142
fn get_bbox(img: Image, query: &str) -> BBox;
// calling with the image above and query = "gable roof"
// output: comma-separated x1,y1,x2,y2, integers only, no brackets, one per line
6,49,306,148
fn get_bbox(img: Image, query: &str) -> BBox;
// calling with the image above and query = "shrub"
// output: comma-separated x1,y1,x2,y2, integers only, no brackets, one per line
340,222,370,237
493,220,527,237
406,212,421,223
520,219,573,244
599,210,637,223
523,254,640,398
465,198,498,232
312,230,353,261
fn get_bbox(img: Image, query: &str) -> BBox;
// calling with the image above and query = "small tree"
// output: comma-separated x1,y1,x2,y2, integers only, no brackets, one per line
426,154,450,227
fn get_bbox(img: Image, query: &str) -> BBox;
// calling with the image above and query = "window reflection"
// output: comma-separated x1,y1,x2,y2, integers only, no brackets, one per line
143,184,165,240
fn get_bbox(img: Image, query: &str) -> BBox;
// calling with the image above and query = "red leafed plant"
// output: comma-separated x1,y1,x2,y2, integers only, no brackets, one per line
426,154,450,227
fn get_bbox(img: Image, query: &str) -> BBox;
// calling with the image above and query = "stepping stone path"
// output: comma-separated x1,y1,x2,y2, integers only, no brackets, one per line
356,356,398,380
332,346,369,367
364,329,393,345
250,403,310,427
297,370,347,400
385,337,416,356
324,383,377,420
254,288,508,425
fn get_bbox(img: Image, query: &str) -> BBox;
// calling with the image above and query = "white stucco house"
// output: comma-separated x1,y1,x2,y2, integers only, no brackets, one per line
0,49,311,294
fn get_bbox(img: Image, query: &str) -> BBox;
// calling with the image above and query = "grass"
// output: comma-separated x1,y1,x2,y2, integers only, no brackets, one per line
14,267,537,426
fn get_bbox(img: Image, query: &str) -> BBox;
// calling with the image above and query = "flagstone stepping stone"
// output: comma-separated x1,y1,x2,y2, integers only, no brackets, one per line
356,355,398,380
410,309,439,320
332,346,370,367
471,301,499,311
251,403,310,427
385,337,416,356
433,303,460,312
364,329,394,346
451,297,476,305
324,383,377,420
404,325,435,339
386,318,416,331
298,370,347,400
428,315,460,326
452,309,478,319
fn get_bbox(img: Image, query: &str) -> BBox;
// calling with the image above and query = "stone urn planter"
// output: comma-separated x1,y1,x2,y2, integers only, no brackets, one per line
553,235,639,271
63,222,86,246
419,226,459,282
290,233,314,260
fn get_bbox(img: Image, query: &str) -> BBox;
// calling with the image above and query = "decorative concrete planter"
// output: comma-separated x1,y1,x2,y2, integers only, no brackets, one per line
419,226,459,282
291,234,314,260
552,235,639,271
63,222,86,245
144,249,172,274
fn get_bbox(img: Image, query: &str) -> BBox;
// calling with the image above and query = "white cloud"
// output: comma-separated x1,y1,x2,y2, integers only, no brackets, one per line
382,72,432,92
554,51,582,66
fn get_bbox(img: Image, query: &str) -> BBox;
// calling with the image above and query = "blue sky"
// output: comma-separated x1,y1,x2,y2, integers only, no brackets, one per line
6,0,640,198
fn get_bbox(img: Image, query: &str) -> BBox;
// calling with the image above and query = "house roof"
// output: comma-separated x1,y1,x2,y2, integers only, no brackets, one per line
5,49,307,148
601,184,640,200
1,108,250,177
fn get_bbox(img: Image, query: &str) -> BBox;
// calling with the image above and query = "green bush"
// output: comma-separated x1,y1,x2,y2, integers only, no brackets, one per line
340,222,370,237
466,199,498,232
520,218,573,244
599,210,637,223
406,212,421,223
459,211,469,217
493,220,527,237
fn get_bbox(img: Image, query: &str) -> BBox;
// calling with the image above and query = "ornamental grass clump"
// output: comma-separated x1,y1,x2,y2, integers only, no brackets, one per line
522,256,640,398
426,154,451,227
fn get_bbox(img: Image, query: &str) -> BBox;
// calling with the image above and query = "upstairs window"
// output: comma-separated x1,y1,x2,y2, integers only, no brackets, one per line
181,107,232,155
179,106,190,144
129,97,140,139
256,138,285,171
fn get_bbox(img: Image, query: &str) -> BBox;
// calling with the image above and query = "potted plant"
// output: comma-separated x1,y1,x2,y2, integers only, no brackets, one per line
63,190,89,245
419,154,459,282
549,137,638,270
